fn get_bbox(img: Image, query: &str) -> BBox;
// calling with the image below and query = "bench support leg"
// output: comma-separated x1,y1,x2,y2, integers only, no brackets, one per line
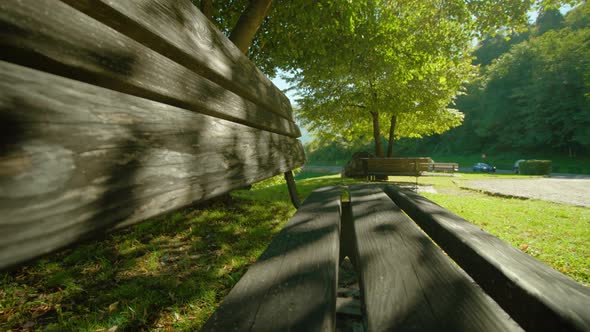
284,171,300,209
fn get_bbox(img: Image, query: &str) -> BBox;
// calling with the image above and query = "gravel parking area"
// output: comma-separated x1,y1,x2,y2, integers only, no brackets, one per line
462,176,590,207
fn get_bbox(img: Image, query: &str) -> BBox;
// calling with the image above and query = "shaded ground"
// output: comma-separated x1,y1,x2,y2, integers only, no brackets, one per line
462,176,590,207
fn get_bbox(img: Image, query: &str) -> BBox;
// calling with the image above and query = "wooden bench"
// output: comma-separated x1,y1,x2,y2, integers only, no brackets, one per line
361,158,433,180
202,184,590,331
2,1,589,331
0,0,303,269
428,162,460,173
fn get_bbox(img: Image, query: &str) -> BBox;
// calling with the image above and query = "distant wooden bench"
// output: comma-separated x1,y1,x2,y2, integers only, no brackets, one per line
429,162,459,173
361,157,433,180
2,1,590,332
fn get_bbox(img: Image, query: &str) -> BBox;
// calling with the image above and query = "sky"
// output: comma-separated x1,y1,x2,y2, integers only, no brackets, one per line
270,75,313,143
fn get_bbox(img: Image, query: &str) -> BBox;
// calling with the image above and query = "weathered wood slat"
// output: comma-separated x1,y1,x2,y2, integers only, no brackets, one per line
0,0,299,137
59,0,294,122
383,185,590,332
201,186,341,332
0,61,305,270
365,157,432,174
349,185,522,331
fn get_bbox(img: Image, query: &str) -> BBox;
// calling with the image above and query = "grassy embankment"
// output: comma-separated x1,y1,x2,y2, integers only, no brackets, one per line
1,173,588,331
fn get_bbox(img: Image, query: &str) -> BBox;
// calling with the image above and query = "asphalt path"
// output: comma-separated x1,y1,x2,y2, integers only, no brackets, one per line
462,175,590,207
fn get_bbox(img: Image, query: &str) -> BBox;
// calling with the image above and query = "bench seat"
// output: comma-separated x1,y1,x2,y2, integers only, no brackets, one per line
204,184,590,332
349,185,521,331
201,186,342,331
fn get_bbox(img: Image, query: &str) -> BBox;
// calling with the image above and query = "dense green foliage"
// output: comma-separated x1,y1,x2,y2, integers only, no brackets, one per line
520,160,553,174
304,3,590,168
397,4,590,158
197,0,581,158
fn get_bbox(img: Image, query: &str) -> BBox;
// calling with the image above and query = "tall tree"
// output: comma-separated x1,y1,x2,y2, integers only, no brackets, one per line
535,8,565,35
196,0,582,156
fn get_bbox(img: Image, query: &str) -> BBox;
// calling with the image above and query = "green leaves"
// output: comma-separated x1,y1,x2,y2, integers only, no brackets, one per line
199,0,583,154
466,3,590,152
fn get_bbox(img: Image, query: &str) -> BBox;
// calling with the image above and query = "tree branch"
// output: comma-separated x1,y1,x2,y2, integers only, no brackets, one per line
345,104,367,109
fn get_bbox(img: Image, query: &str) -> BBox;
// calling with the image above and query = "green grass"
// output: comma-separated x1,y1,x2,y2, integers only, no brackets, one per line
422,191,590,285
410,173,590,285
1,172,588,331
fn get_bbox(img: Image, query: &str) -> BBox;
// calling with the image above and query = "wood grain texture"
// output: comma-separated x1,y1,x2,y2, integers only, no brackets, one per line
349,185,522,332
0,0,299,138
59,0,294,122
383,185,590,332
428,162,459,172
0,61,305,270
201,186,341,332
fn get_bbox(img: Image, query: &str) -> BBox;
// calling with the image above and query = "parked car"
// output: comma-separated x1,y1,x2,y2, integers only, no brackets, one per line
473,162,496,173
513,159,525,174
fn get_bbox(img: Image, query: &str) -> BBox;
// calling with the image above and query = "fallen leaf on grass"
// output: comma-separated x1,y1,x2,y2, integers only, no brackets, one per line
520,244,529,251
108,301,119,313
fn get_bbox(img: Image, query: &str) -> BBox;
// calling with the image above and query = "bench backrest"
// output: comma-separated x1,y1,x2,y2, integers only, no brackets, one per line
364,157,433,175
430,162,460,172
0,0,304,270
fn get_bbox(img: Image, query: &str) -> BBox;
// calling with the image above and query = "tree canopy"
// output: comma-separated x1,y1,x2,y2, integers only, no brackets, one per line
197,0,584,157
396,2,590,158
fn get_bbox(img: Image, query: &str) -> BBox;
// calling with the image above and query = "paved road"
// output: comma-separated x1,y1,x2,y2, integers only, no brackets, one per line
462,177,590,207
303,165,590,207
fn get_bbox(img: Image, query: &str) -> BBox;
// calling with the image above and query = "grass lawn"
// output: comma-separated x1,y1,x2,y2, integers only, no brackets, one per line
414,174,590,285
1,173,588,331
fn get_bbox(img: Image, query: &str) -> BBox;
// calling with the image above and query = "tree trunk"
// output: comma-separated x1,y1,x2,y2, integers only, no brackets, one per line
386,115,397,157
200,0,214,23
371,111,384,157
229,0,273,54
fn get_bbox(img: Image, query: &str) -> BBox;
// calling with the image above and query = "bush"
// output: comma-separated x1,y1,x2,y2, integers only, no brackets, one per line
519,160,552,175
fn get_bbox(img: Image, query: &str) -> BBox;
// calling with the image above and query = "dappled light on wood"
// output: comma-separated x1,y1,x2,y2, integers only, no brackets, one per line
0,0,303,270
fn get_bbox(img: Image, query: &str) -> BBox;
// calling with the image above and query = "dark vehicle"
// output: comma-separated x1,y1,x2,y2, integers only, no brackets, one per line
473,162,496,173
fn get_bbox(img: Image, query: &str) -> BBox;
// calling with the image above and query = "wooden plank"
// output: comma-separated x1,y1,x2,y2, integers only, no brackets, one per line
0,0,299,138
366,158,431,174
336,297,362,317
59,0,294,122
201,186,341,332
383,185,590,332
429,162,459,172
0,61,305,270
349,185,523,331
